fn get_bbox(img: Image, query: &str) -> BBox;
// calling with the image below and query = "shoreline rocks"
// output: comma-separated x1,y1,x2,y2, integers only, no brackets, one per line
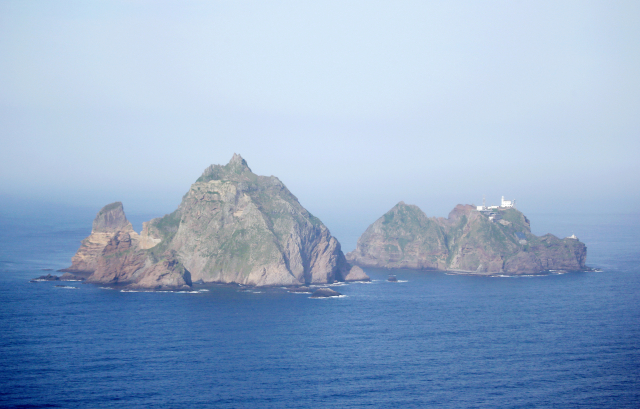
310,288,342,298
30,274,59,282
288,286,313,293
60,273,85,281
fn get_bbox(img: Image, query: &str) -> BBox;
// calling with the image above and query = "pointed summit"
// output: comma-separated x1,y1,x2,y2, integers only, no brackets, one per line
92,202,131,233
198,154,253,182
227,153,252,173
229,153,244,165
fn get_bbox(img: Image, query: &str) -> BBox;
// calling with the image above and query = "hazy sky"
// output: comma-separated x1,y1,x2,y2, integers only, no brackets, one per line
1,1,639,247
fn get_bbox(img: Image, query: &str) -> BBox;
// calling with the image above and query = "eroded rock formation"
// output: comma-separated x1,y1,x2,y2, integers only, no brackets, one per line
62,202,191,290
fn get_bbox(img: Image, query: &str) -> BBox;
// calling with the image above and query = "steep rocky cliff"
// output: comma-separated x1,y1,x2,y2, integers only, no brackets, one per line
62,202,191,289
61,202,139,274
63,154,367,289
346,202,587,275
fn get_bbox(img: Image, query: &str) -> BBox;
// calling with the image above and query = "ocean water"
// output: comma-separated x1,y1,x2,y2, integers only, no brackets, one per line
1,206,639,408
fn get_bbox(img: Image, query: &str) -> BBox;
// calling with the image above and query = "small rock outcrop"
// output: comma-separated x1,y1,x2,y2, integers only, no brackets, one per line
63,154,356,289
30,274,59,281
347,202,587,275
288,286,313,293
310,288,342,298
341,265,370,281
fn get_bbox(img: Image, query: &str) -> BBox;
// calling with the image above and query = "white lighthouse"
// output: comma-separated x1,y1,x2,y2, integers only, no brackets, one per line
500,196,515,208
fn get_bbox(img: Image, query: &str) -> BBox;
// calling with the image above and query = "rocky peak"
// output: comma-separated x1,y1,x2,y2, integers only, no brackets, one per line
92,202,132,233
389,201,413,215
447,204,475,221
384,202,426,221
228,153,250,170
197,153,254,183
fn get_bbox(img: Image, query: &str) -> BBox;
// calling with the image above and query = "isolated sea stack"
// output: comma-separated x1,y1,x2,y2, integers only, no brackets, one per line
346,201,586,275
63,154,368,289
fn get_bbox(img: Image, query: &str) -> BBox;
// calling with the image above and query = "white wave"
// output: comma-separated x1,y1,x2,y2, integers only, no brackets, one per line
396,280,408,283
311,294,347,299
54,286,77,289
176,290,200,294
198,289,209,292
99,287,115,290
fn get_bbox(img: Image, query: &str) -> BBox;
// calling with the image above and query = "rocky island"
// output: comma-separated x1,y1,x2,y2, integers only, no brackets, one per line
62,154,368,289
346,202,587,275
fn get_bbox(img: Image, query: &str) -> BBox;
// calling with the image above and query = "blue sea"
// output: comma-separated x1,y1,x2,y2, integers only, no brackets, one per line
1,204,639,408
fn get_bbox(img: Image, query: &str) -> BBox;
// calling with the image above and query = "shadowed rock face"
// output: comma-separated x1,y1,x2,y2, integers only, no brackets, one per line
346,202,587,275
63,154,368,289
92,202,131,233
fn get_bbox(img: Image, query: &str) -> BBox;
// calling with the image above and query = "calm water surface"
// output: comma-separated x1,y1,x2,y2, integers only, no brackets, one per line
1,207,639,408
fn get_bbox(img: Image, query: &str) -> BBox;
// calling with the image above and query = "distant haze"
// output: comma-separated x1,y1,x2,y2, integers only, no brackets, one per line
1,1,639,248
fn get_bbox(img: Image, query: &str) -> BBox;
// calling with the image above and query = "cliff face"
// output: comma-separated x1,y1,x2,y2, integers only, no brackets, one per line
61,202,140,274
63,202,191,289
142,154,354,286
346,202,587,275
64,154,367,289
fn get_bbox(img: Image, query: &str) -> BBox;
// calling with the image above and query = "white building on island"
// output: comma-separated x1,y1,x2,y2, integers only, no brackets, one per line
501,196,515,208
477,195,516,211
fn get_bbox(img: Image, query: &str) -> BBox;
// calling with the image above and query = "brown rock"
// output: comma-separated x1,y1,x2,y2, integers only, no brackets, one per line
60,202,140,274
